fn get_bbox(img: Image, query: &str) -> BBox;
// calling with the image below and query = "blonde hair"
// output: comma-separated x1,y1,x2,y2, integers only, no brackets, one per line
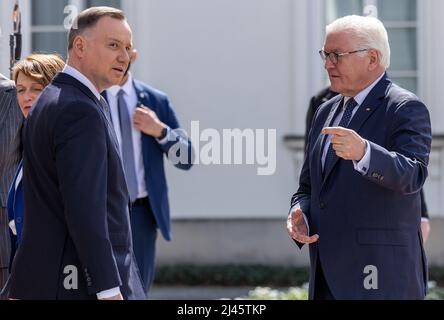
13,53,65,86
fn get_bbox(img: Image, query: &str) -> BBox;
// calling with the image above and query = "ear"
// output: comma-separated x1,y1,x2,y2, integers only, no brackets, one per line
368,49,380,71
130,49,138,63
72,35,87,59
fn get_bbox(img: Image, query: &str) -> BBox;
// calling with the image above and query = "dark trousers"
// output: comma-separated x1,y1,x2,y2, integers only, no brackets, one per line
313,254,335,300
130,198,157,296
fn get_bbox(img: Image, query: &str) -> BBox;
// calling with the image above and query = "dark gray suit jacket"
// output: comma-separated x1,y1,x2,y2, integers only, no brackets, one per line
0,74,22,270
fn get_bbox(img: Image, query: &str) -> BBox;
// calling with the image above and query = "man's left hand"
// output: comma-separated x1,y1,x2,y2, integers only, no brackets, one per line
421,220,431,243
133,105,167,138
322,127,366,161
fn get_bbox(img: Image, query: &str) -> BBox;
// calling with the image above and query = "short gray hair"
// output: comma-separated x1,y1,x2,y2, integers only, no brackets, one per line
326,15,391,69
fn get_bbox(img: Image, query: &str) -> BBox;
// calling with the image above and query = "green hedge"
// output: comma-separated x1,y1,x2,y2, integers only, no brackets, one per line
154,265,309,286
154,264,444,287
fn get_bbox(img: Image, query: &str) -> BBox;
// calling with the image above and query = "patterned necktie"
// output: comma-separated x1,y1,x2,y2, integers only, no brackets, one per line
117,89,138,202
99,96,113,124
323,98,358,174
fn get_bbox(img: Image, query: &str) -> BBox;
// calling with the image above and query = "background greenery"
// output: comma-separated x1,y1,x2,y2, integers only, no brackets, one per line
154,264,444,300
155,264,444,287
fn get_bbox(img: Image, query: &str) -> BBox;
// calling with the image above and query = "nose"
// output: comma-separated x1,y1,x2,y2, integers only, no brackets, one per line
119,48,130,64
24,90,34,102
324,57,335,70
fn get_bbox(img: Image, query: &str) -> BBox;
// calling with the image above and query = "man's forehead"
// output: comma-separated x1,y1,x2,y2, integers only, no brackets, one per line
324,32,354,51
94,17,132,35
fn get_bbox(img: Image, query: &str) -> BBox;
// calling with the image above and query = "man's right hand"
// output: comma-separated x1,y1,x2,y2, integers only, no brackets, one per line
286,208,319,244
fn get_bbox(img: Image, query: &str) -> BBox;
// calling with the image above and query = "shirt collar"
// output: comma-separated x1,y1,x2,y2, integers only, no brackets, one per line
62,64,101,101
343,72,385,107
107,72,133,97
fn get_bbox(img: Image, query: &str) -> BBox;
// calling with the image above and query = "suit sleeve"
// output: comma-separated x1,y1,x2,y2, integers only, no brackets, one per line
54,102,121,294
157,96,194,170
364,100,432,195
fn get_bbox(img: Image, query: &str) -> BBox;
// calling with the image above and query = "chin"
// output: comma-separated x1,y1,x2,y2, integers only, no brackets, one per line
111,76,123,85
330,84,341,93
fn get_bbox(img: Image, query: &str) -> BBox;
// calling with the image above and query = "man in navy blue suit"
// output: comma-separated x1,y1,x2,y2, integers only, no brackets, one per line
305,87,431,243
104,50,193,295
6,7,144,300
287,15,431,299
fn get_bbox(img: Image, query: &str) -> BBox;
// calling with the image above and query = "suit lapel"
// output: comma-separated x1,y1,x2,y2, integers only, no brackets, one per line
318,98,343,183
348,76,391,133
98,92,121,154
319,97,343,150
54,73,121,154
309,97,342,187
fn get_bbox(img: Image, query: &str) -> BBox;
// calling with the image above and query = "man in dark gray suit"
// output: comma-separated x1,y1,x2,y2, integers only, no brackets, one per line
0,73,22,291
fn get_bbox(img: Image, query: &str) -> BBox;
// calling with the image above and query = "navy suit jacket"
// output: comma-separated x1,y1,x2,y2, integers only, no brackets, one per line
103,79,193,241
292,74,431,299
6,73,145,300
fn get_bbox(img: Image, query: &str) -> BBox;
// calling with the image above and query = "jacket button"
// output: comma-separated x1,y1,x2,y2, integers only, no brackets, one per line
320,202,325,209
16,217,22,224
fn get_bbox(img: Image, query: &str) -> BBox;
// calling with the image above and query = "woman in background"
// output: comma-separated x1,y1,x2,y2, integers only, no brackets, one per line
7,53,65,266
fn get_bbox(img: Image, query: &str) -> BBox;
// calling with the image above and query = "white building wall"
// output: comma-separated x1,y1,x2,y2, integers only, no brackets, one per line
0,1,16,77
126,0,325,219
1,0,443,221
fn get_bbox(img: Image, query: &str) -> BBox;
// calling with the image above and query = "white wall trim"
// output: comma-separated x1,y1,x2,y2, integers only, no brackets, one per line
291,0,325,134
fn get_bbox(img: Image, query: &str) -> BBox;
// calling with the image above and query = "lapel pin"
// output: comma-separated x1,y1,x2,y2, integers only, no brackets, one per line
366,107,371,112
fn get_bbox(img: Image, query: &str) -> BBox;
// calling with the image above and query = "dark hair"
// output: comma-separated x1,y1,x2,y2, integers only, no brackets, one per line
68,6,125,50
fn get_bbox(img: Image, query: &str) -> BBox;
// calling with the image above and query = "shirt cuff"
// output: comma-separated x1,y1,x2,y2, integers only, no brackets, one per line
289,205,310,235
353,140,371,175
421,217,429,222
9,220,17,236
156,127,172,145
96,287,121,300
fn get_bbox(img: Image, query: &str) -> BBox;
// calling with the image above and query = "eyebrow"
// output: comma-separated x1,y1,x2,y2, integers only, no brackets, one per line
107,37,132,47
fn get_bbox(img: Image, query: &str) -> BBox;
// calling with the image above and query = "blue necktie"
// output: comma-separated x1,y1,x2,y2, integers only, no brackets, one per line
323,98,358,174
117,89,138,202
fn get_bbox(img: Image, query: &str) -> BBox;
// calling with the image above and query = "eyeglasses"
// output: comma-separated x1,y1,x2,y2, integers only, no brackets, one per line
319,49,369,65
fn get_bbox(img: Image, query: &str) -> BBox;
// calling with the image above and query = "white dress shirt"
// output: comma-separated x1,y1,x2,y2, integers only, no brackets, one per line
62,64,121,300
